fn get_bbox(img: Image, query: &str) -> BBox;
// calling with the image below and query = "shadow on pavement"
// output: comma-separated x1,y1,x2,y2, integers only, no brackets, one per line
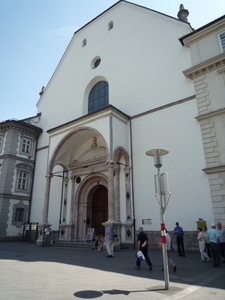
0,242,224,291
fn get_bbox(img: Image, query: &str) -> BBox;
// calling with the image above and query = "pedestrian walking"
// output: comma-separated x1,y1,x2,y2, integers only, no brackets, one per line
166,230,177,272
174,222,185,257
135,227,153,270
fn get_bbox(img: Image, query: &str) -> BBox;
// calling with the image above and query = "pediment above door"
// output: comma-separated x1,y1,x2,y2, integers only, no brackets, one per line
69,146,107,168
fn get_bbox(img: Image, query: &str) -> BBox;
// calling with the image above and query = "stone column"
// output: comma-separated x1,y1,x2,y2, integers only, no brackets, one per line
124,166,133,244
124,167,132,222
36,173,52,246
114,163,121,222
59,176,70,241
64,176,75,241
69,176,76,224
106,160,116,222
62,177,69,223
74,190,79,240
42,174,52,223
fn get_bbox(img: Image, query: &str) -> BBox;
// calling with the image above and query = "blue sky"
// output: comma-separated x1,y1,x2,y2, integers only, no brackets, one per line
0,0,224,121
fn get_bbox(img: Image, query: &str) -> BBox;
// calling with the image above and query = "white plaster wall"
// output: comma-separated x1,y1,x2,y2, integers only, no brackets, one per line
36,2,194,147
112,117,130,156
30,148,48,223
131,100,213,231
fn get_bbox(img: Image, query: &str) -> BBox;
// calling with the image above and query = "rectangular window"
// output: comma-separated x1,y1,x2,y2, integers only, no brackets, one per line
219,32,225,53
0,136,3,152
22,138,31,154
17,172,28,190
15,208,24,221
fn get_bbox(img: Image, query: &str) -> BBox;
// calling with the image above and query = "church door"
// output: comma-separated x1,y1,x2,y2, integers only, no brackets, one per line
92,186,108,235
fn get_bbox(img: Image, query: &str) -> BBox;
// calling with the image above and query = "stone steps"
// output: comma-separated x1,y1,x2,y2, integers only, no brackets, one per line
53,241,130,250
53,241,93,249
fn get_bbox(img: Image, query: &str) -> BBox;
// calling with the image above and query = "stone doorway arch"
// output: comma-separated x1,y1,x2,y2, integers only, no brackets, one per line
74,173,108,240
91,185,108,236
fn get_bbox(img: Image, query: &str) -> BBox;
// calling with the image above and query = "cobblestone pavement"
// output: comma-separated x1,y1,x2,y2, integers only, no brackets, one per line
0,242,224,300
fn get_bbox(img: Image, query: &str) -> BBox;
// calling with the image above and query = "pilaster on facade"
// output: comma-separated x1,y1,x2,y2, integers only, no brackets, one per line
106,160,116,221
208,173,225,223
193,75,211,116
189,52,225,222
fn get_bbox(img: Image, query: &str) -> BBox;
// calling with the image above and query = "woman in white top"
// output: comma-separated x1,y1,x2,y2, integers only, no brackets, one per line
166,230,177,272
197,227,211,262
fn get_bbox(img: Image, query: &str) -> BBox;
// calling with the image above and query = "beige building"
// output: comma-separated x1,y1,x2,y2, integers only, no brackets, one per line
180,15,225,225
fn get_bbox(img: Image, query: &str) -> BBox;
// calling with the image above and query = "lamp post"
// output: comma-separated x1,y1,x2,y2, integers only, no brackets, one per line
146,148,170,290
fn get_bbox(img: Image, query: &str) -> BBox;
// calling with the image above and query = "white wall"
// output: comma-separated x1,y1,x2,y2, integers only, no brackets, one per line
36,2,194,147
131,99,213,231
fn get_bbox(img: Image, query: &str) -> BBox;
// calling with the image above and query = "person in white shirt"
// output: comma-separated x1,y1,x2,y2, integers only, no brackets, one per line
197,227,211,262
165,230,176,272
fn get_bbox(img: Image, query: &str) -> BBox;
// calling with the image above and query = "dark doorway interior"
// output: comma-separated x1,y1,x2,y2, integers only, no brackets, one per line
92,186,108,236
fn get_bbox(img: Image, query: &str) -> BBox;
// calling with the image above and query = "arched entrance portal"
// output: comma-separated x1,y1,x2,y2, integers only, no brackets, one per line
92,186,108,235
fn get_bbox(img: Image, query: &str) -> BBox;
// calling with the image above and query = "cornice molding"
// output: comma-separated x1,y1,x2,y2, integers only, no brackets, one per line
181,18,225,47
183,53,225,79
0,123,40,137
202,165,225,174
195,108,225,121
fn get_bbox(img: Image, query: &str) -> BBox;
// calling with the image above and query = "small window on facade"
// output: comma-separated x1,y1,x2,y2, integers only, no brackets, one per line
15,208,24,221
219,32,225,53
12,202,28,227
91,56,101,69
88,81,109,114
108,21,113,30
82,38,87,47
94,59,101,68
18,171,28,190
0,135,3,153
22,138,31,154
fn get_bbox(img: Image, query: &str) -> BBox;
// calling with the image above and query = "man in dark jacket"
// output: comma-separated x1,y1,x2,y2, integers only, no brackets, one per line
135,227,153,270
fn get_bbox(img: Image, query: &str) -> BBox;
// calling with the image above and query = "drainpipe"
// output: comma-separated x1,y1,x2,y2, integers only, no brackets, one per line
129,117,136,249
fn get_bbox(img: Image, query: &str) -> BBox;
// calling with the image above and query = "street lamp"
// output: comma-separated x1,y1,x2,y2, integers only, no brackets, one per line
146,148,170,290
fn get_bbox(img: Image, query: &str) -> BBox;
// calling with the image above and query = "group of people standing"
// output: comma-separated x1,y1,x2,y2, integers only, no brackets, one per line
95,220,225,271
134,220,225,271
203,222,225,268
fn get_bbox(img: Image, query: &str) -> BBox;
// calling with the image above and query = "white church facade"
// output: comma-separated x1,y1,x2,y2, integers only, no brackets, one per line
0,1,224,249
